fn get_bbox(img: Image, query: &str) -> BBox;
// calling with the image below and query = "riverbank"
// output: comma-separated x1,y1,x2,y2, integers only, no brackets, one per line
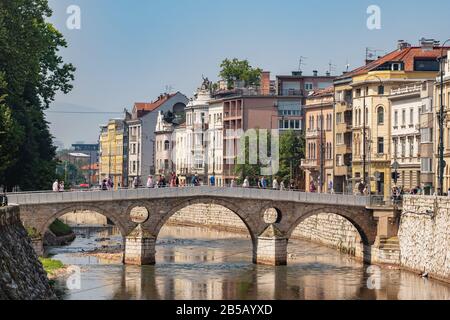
44,219,76,246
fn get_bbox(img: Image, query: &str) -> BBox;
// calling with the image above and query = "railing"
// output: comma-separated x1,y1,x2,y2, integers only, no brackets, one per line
7,186,371,208
279,89,304,96
391,84,422,95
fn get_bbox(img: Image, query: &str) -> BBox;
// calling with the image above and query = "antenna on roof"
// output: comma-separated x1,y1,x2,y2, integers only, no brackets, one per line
165,85,173,94
298,56,308,72
345,59,350,72
365,47,385,65
328,60,337,75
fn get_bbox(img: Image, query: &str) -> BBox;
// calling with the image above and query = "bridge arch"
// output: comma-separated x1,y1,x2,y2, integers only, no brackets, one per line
287,205,376,246
40,204,130,238
152,197,258,245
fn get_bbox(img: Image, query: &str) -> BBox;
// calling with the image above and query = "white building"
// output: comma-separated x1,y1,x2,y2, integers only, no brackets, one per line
389,81,432,191
207,100,224,186
127,92,188,185
185,79,213,183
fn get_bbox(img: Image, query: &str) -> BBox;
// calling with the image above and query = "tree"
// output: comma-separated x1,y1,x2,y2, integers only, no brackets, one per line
234,129,272,186
278,130,305,185
0,0,75,190
219,58,262,89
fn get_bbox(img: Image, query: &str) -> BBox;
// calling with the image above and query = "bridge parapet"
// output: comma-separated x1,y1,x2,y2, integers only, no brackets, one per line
7,187,371,207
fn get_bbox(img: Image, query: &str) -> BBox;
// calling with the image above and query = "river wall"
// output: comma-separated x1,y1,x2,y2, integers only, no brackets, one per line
399,196,450,283
169,204,361,255
0,206,56,300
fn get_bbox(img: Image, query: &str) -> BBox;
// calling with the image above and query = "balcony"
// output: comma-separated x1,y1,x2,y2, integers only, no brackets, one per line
391,84,422,95
301,159,319,169
306,129,320,138
279,89,304,97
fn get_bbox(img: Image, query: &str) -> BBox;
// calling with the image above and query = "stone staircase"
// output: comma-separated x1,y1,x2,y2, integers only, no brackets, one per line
376,237,401,265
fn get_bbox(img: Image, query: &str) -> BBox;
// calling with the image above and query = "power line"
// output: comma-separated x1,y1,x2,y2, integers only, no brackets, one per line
47,111,123,115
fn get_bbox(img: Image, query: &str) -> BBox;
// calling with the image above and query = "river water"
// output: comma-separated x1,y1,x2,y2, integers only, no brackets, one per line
48,225,450,300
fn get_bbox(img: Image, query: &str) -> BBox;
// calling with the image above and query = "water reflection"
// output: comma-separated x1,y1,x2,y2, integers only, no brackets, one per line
51,225,450,300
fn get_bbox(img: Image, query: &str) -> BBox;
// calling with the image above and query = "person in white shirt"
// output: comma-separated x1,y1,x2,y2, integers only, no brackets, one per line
146,175,154,188
52,180,59,192
272,178,279,190
242,177,250,188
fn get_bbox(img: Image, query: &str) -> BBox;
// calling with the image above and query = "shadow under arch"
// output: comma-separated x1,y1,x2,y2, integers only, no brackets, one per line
152,197,257,260
40,204,129,238
286,205,374,246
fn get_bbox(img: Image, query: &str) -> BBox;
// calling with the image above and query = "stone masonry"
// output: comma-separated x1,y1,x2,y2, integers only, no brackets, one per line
399,196,450,282
0,206,56,300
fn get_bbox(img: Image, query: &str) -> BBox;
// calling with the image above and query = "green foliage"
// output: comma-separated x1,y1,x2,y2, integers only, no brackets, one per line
278,130,305,183
0,0,75,191
26,226,41,239
49,218,73,237
39,257,64,275
55,160,85,187
219,58,262,89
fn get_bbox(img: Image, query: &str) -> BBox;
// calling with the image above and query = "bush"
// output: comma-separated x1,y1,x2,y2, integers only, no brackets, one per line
39,258,64,275
49,219,73,237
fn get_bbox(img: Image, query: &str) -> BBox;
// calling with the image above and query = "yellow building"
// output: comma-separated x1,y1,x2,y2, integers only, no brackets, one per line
99,118,129,189
333,78,354,194
339,39,445,197
301,87,334,193
435,49,450,194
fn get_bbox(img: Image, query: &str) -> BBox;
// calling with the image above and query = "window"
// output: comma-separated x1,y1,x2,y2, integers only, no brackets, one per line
378,85,385,95
410,109,414,125
401,138,406,157
377,107,384,125
336,112,342,124
378,137,384,154
402,110,406,126
421,158,433,173
393,138,398,158
414,59,440,72
409,137,414,157
305,83,313,90
336,133,343,145
421,128,433,143
336,154,343,166
356,89,361,97
394,111,398,127
164,140,170,151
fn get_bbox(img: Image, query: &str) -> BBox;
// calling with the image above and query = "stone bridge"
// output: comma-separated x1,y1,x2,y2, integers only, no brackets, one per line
7,187,398,266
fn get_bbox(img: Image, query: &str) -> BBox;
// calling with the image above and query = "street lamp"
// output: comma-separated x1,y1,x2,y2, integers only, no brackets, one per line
438,39,450,196
362,74,383,195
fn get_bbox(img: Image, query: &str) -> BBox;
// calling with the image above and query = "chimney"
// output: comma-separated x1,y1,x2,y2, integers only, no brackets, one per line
292,71,302,76
313,70,318,77
260,71,271,95
398,40,411,50
420,38,439,51
326,71,331,77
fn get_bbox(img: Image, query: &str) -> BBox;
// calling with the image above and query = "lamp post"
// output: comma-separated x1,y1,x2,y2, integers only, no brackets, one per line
438,40,450,196
362,74,383,195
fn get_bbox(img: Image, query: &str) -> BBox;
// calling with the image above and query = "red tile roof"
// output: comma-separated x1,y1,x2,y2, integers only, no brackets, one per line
308,86,334,97
338,46,450,80
134,93,178,117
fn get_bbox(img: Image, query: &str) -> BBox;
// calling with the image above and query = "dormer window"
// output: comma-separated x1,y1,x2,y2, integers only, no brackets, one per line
391,63,401,71
414,58,439,71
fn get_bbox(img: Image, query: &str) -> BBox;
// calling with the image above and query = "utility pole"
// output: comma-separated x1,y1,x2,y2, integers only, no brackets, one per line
320,101,325,193
439,40,450,195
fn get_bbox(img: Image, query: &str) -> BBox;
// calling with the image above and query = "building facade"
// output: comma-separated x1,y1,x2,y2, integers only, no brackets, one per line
333,77,354,194
435,49,450,193
389,82,429,192
127,92,188,185
301,87,334,193
99,118,129,188
342,39,445,197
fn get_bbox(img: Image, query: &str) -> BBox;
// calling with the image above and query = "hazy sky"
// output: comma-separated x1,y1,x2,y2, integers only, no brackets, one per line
45,0,450,147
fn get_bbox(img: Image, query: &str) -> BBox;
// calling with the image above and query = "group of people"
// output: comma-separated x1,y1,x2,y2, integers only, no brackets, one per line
52,180,65,192
101,177,114,191
240,176,296,191
144,173,182,189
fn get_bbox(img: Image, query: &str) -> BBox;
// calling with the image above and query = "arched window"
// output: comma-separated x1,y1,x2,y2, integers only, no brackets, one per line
377,106,384,125
164,140,170,151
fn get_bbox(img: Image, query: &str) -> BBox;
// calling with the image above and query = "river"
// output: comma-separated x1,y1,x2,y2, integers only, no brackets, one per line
47,225,450,300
